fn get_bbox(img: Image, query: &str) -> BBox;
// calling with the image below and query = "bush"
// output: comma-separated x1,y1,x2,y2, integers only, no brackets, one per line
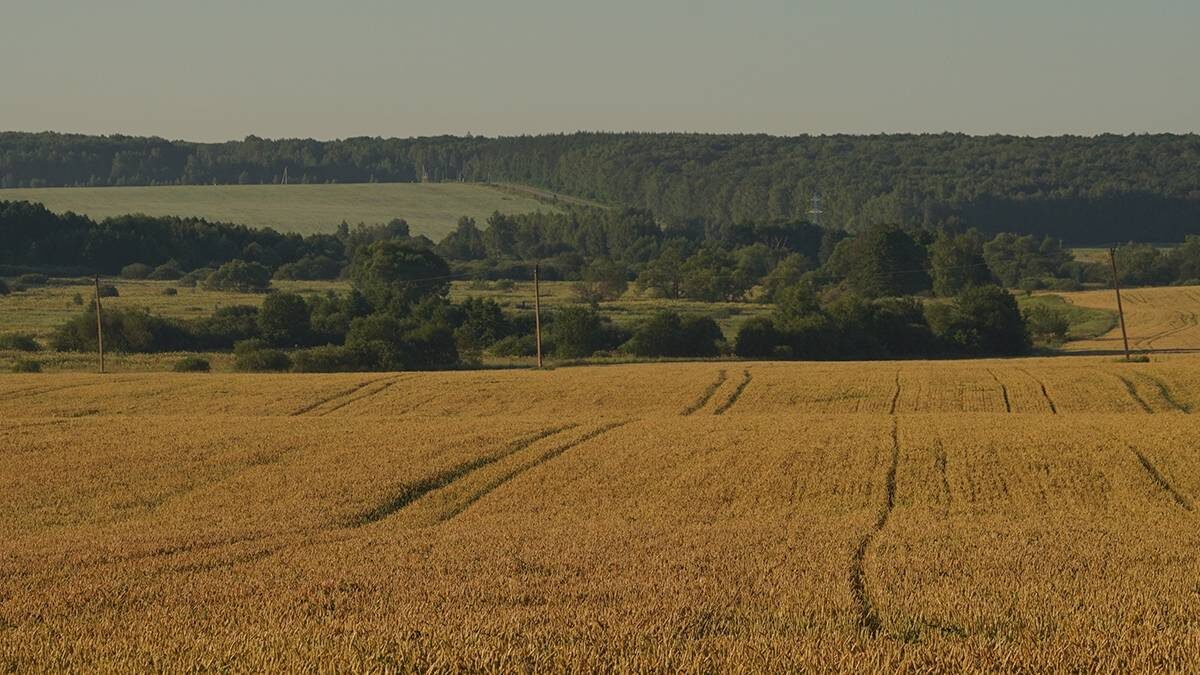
72,292,84,305
344,313,459,371
1050,278,1082,292
120,263,153,280
625,311,723,357
929,285,1031,356
0,333,40,352
178,267,215,288
489,334,538,358
1017,277,1046,294
149,260,185,280
162,287,178,296
52,306,191,353
273,255,343,281
1024,304,1070,344
97,284,119,298
233,339,292,372
0,279,8,295
550,306,624,359
204,260,272,293
188,305,260,349
290,345,367,372
17,273,47,286
172,356,211,372
11,359,41,373
258,292,311,347
735,317,780,358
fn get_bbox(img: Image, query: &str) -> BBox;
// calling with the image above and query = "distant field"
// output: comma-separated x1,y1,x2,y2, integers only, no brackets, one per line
1058,284,1200,353
0,183,561,238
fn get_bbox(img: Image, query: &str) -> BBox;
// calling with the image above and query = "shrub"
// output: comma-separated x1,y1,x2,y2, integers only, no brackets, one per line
52,306,191,353
735,317,780,358
929,285,1031,356
550,306,621,359
71,293,84,305
0,279,8,295
273,255,343,281
1024,304,1070,344
17,273,48,286
489,334,538,358
290,345,367,372
172,356,211,372
204,260,272,293
162,287,178,296
1017,276,1046,294
178,267,215,288
258,292,312,347
97,284,119,298
120,263,153,280
149,260,185,280
188,305,260,350
11,359,41,373
625,311,723,357
344,313,459,371
233,339,292,372
0,333,40,352
1050,278,1082,292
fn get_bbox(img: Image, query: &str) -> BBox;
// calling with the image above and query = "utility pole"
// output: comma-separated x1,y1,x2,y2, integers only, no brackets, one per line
94,275,106,374
1108,247,1131,361
533,261,543,368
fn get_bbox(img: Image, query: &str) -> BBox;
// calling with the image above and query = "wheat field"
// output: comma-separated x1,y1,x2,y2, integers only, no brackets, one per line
1060,284,1200,354
3,355,1200,670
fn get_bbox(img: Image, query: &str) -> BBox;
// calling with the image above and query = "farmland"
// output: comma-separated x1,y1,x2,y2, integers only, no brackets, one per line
3,355,1200,670
0,182,561,238
1058,284,1200,353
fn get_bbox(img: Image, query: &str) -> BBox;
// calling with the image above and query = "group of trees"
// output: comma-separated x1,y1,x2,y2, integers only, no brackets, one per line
5,131,1200,243
735,284,1030,360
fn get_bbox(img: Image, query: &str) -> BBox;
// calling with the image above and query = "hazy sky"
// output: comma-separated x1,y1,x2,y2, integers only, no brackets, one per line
3,0,1198,141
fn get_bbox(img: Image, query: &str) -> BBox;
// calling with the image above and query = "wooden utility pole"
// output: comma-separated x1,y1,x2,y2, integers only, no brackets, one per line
533,261,543,368
1108,247,1131,361
94,275,106,374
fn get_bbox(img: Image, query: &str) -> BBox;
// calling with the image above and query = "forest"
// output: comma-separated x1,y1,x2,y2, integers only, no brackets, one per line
3,131,1200,244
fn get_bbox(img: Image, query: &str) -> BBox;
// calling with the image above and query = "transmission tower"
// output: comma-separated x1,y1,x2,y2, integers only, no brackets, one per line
808,192,824,227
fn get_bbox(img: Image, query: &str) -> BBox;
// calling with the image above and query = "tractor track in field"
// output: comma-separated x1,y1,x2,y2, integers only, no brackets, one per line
681,370,727,416
1131,447,1194,511
713,370,752,415
0,377,140,402
933,439,951,511
849,417,899,638
888,372,901,415
313,375,405,417
1114,375,1153,413
1137,374,1191,413
288,376,393,416
349,424,580,527
1017,368,1057,414
987,369,1011,413
436,419,634,523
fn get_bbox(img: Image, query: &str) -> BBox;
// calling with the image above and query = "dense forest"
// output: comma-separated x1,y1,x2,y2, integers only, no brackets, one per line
3,131,1200,244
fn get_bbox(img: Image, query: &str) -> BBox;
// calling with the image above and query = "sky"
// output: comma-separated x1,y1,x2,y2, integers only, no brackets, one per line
2,0,1198,141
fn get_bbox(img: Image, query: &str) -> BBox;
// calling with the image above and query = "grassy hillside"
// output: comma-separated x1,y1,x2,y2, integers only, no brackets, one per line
0,182,561,239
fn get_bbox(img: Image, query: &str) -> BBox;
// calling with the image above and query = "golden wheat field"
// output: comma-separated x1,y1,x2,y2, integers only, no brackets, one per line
1060,284,1200,354
3,355,1200,671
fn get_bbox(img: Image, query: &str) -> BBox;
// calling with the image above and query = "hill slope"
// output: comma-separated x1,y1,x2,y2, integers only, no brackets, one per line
0,182,560,238
4,131,1200,242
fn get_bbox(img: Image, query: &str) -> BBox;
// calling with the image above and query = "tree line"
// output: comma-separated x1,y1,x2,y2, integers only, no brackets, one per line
3,131,1200,243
